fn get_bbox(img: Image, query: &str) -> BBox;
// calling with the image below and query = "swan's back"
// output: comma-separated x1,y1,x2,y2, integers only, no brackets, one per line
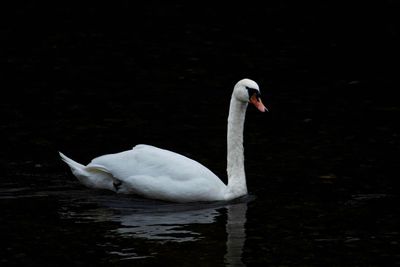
88,145,226,202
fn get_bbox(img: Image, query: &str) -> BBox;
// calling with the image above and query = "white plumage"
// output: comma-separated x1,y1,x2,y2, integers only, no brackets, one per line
60,79,266,202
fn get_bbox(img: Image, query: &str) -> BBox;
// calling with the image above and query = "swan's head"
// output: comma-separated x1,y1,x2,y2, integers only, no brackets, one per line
234,78,268,112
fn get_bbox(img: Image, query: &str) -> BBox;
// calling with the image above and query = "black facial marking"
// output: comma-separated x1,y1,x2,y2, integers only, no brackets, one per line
246,86,261,100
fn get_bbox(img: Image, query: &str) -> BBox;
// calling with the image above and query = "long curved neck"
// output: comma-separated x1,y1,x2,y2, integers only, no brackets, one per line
226,96,248,199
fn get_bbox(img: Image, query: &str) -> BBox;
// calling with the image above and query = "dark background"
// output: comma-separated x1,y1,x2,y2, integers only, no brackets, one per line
1,2,400,266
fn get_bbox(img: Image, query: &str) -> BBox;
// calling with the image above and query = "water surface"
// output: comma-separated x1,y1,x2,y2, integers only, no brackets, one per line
2,2,400,266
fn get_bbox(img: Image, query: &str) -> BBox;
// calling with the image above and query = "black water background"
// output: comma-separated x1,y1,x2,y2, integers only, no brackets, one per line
1,2,400,266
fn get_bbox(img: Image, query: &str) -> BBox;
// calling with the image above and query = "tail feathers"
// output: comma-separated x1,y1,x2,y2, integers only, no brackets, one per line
59,152,116,192
59,152,85,171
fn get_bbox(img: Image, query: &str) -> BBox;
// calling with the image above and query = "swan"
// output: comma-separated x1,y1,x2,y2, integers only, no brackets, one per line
60,78,267,202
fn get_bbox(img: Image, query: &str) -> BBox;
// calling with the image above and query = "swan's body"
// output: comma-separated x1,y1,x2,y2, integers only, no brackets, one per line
60,79,266,202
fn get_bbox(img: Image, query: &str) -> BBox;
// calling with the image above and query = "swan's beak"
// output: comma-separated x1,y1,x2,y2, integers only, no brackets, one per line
250,94,268,112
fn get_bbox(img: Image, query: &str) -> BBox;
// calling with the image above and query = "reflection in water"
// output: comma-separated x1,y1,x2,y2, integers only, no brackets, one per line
225,203,248,266
116,206,220,242
58,191,249,263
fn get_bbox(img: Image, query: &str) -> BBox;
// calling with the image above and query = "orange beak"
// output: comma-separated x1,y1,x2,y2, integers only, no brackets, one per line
249,94,268,112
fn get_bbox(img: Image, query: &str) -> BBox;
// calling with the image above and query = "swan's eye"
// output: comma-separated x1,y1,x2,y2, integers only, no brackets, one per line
246,86,261,100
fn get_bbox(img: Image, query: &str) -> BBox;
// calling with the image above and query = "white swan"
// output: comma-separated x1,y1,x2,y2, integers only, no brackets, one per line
60,78,267,202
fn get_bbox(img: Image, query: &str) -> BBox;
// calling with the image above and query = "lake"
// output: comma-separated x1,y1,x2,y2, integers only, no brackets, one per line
1,3,399,266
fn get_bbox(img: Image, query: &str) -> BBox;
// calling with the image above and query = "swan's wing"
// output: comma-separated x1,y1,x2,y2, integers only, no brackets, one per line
87,145,226,202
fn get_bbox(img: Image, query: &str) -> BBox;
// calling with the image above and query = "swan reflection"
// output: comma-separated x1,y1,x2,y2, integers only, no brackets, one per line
116,206,220,242
224,203,248,266
60,192,249,263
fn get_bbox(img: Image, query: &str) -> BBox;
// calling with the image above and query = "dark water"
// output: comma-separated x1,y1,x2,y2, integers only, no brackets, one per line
2,3,400,266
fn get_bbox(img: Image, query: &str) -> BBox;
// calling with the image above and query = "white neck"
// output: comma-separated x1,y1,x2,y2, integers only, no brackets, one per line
225,95,248,200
